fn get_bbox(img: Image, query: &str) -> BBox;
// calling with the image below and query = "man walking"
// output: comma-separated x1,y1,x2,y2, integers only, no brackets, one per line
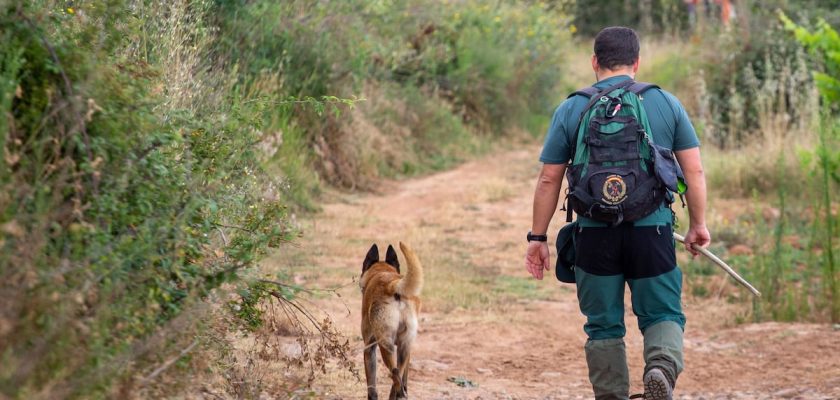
524,27,710,399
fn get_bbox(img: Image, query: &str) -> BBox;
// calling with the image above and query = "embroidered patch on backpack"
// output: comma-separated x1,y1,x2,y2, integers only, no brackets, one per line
602,175,628,205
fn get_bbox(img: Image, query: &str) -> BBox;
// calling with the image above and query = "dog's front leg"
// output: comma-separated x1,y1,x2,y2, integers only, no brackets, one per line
364,339,379,400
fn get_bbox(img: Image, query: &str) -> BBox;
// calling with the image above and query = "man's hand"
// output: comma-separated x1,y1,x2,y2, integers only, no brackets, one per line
683,224,711,257
525,241,550,280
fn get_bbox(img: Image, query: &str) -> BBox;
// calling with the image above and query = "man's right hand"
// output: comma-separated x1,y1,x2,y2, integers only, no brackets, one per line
525,241,550,280
683,224,711,257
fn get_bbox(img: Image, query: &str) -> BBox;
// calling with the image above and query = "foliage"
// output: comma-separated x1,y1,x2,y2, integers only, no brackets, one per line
0,1,303,397
694,21,814,147
566,0,689,37
683,11,839,323
781,13,840,107
207,0,571,191
780,13,840,322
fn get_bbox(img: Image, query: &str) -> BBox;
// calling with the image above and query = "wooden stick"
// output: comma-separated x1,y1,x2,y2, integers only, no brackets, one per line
673,232,762,298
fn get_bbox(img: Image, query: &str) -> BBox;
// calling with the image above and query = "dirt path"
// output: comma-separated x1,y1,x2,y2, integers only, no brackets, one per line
265,144,840,399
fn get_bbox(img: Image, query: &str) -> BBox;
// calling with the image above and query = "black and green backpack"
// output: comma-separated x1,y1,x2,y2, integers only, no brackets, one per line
563,79,686,226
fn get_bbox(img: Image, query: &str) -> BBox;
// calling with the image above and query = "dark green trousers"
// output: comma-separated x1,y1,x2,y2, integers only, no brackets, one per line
575,267,685,399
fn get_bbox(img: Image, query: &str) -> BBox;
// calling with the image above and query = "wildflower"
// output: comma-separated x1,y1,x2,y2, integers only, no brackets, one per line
67,7,75,14
569,24,577,34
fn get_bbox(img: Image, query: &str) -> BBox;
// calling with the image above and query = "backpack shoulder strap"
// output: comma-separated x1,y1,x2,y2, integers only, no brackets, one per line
627,81,660,95
567,86,599,99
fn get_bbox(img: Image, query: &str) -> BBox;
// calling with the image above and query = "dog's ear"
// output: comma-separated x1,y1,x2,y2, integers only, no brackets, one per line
385,244,400,273
362,244,379,274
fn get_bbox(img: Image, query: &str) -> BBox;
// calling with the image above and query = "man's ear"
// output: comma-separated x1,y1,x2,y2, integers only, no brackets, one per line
591,54,599,73
632,57,640,74
385,244,400,273
363,244,379,274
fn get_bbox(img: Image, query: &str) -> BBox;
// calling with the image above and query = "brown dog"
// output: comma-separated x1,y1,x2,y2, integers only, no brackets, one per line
360,242,423,400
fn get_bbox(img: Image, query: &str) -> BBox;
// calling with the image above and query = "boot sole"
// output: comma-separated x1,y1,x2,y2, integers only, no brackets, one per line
643,369,673,400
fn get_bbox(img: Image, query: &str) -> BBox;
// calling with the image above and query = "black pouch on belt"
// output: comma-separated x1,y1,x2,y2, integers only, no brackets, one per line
554,221,578,283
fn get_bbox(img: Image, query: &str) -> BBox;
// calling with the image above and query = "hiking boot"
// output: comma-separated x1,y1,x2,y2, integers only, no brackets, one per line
642,368,673,400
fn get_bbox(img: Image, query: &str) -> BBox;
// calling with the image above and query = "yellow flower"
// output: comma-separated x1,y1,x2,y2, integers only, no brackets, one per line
569,24,578,34
67,7,75,14
494,16,501,23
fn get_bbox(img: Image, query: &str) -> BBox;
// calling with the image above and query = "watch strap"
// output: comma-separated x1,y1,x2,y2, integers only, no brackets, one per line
527,232,548,242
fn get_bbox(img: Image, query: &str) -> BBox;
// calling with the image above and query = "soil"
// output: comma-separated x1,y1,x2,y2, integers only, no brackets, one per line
262,145,840,400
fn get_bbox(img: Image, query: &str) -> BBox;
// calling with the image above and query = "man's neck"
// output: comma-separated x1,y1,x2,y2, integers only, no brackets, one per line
596,68,635,82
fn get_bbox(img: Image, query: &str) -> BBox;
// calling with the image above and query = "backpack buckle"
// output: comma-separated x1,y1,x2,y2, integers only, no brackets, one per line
599,204,621,214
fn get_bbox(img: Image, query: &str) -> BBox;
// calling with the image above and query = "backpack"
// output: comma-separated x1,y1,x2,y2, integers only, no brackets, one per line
563,79,686,226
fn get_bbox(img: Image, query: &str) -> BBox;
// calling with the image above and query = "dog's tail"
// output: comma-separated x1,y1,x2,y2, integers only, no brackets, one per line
395,241,423,296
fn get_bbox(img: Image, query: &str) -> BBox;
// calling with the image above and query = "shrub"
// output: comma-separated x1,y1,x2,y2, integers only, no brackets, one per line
0,2,294,397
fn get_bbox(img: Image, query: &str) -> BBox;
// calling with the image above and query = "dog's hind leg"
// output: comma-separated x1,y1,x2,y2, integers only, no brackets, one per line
364,338,379,400
378,340,404,400
397,342,411,396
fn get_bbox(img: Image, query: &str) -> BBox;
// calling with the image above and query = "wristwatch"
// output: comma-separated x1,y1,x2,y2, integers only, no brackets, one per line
526,231,548,242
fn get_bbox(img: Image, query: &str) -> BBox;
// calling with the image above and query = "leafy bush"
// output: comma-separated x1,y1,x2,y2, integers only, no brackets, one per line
0,2,294,397
782,13,840,107
224,0,572,189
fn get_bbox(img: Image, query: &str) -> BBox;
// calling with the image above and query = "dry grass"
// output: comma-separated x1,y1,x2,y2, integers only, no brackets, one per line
703,104,818,199
471,177,517,204
253,144,566,322
706,144,800,199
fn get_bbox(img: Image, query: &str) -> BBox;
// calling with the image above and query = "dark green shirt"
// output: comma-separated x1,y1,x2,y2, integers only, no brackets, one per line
540,75,700,227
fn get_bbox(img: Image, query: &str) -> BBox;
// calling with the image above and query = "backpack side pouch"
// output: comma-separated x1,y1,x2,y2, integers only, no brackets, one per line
652,143,686,194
